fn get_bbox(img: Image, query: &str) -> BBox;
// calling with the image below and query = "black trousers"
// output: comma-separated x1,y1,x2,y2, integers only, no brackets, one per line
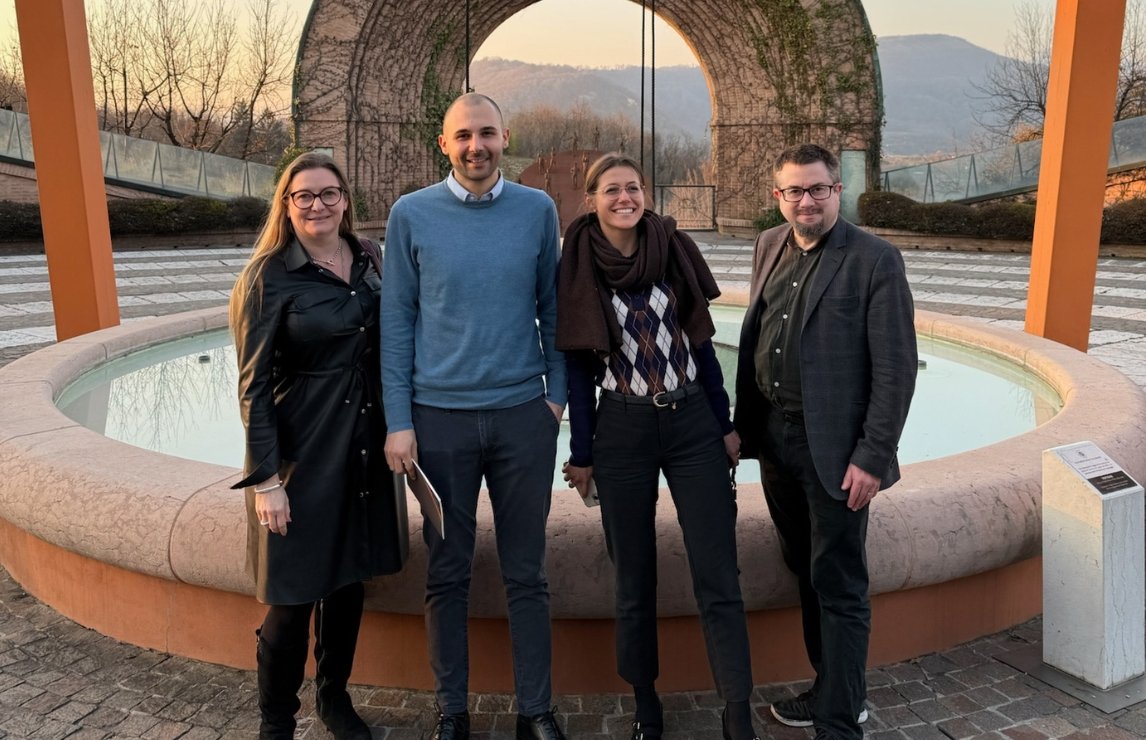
593,391,753,701
760,411,869,740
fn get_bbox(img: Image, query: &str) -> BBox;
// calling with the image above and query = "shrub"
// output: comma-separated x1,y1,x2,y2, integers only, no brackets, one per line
0,196,271,242
916,202,976,236
177,197,232,233
858,191,1039,241
752,207,786,232
857,191,920,230
975,202,1036,240
352,189,370,221
1102,198,1146,244
107,198,182,234
273,145,310,183
0,201,42,240
228,196,271,230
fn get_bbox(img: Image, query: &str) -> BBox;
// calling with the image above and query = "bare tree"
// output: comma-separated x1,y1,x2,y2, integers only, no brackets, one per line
0,38,24,111
86,0,296,160
507,101,709,184
145,0,240,151
88,0,163,137
226,0,297,159
974,0,1146,140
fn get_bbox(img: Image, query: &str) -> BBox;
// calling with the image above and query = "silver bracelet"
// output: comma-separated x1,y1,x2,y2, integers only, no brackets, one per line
253,482,282,493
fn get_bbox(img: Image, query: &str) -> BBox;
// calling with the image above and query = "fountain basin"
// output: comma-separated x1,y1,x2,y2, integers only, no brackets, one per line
0,303,1142,692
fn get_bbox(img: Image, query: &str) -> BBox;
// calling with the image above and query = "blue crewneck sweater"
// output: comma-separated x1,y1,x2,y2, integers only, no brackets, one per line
381,180,567,431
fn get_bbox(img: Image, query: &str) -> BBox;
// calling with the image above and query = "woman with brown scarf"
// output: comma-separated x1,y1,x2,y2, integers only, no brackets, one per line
557,153,758,740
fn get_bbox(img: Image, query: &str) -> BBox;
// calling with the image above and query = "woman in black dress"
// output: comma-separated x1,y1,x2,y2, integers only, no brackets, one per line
558,153,758,740
230,152,405,739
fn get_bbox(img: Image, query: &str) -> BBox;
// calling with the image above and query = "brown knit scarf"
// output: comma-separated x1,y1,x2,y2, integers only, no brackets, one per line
556,210,721,353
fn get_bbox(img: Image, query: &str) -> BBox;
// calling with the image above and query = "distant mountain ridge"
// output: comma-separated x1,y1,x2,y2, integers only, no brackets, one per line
472,34,1006,158
470,59,711,142
877,34,1006,156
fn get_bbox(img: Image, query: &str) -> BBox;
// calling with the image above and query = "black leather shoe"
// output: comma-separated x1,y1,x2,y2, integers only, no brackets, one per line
431,711,470,740
516,708,566,740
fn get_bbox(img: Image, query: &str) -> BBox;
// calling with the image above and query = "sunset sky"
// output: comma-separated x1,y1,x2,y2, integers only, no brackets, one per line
3,0,1060,68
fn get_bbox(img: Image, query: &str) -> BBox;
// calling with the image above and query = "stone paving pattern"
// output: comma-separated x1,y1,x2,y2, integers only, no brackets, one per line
2,238,1146,738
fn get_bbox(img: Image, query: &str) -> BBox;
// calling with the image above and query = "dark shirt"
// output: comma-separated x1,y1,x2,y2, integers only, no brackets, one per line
754,233,825,414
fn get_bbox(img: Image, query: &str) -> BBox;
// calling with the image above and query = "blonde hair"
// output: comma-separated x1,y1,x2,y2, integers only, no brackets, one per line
228,152,357,332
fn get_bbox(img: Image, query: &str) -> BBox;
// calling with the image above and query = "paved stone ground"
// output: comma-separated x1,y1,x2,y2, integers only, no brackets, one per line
2,238,1146,739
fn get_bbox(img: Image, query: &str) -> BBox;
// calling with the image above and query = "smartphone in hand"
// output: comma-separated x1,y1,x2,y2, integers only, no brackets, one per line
582,478,600,508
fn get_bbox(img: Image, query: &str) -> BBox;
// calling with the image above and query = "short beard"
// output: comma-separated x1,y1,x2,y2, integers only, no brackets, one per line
793,220,825,241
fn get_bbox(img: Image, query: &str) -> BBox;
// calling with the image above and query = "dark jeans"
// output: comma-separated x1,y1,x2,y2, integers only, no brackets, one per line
760,411,869,740
593,391,754,701
413,397,559,716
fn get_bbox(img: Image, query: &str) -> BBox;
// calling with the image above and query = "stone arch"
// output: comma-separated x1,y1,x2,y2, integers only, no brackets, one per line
294,0,882,230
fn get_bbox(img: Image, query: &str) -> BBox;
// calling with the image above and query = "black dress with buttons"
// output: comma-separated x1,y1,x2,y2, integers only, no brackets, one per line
232,238,406,605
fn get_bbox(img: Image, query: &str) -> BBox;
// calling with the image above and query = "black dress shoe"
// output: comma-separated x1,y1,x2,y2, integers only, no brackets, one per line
431,711,470,740
515,707,566,740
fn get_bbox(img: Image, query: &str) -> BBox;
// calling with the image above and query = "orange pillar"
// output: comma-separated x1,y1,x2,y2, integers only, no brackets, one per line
1024,0,1125,351
15,0,120,340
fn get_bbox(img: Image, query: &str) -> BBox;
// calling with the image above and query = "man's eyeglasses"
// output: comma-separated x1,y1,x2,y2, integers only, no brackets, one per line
286,187,346,209
776,184,837,203
594,184,644,199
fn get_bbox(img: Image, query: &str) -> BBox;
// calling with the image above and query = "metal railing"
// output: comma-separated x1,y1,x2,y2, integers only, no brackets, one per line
0,108,275,201
881,114,1146,203
655,184,717,230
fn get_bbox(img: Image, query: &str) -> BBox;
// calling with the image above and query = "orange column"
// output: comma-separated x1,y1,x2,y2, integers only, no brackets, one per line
1025,0,1125,351
15,0,120,340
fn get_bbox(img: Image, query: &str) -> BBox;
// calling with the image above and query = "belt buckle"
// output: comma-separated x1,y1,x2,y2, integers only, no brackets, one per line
652,390,676,409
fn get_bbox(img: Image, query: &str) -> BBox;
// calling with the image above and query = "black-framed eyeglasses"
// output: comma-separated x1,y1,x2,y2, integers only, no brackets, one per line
286,187,346,209
593,184,644,199
776,183,837,203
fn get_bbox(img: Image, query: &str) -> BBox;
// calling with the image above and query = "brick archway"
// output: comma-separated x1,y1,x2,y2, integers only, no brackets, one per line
294,0,882,230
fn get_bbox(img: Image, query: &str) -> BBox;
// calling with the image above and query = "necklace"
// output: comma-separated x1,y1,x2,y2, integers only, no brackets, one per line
311,239,343,268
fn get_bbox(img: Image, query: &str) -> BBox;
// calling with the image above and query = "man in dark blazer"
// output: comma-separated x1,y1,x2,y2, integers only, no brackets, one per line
734,144,917,740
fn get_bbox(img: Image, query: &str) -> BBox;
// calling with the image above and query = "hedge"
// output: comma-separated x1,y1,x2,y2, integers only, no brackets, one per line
0,196,270,242
0,201,43,241
855,191,1146,244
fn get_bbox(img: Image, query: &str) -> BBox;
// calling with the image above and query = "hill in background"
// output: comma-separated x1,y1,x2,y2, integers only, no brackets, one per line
472,34,1006,159
877,34,1005,157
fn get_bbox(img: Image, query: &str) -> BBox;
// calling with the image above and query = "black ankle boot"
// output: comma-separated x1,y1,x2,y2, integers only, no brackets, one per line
314,584,372,740
256,629,308,739
631,685,662,740
721,701,759,740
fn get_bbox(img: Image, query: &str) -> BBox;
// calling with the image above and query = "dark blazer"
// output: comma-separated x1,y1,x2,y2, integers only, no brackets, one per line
733,219,917,499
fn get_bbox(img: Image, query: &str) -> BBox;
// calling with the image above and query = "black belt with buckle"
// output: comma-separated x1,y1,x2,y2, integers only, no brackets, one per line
768,402,805,426
601,382,702,409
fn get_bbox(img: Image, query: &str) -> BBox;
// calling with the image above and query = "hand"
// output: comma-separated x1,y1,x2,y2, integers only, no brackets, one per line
385,429,419,480
723,430,741,468
546,400,564,422
842,463,881,511
562,461,594,500
254,483,291,536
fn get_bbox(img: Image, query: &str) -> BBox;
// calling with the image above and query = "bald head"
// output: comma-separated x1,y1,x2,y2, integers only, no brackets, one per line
442,93,504,130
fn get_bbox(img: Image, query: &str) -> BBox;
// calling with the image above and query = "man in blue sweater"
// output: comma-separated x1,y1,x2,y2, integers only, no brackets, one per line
381,93,567,740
